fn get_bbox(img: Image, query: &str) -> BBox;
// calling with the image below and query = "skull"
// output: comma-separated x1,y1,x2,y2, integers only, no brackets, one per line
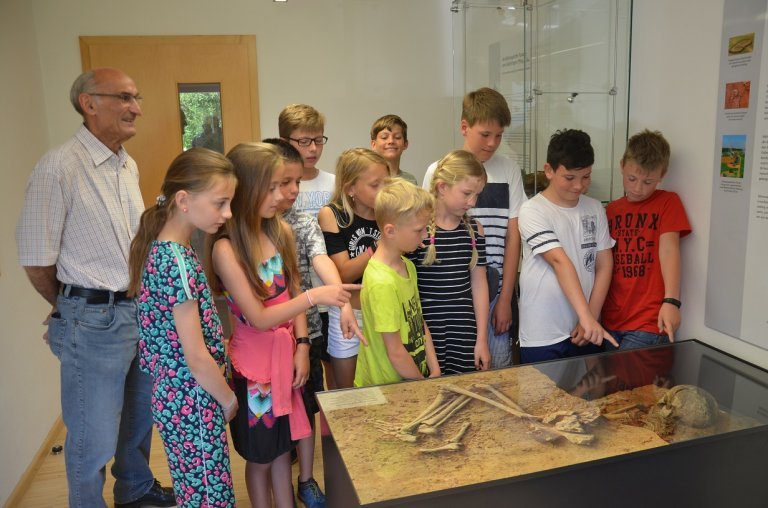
657,385,718,428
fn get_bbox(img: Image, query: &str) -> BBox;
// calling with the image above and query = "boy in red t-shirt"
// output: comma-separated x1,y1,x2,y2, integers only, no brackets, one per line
602,130,692,350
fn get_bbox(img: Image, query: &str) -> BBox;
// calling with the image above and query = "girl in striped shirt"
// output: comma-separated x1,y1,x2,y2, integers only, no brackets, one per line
410,150,491,374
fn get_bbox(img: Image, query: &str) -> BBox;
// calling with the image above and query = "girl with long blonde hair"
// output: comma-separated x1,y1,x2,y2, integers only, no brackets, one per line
318,148,389,388
410,149,492,374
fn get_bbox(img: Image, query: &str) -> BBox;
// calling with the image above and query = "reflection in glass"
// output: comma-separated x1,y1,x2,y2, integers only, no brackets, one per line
178,83,224,153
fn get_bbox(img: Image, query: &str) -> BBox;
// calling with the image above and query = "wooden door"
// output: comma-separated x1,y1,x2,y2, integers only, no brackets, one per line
80,35,260,206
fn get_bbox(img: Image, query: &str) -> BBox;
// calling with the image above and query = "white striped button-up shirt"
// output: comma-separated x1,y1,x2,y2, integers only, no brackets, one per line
17,125,144,292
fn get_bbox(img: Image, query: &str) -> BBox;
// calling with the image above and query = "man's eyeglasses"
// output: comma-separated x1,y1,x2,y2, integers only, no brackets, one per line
89,92,144,105
288,136,328,147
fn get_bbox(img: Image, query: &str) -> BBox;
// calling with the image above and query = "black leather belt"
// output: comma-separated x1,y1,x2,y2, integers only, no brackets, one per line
62,284,130,304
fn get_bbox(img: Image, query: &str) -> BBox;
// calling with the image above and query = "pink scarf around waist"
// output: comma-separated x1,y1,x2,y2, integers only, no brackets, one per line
229,318,310,441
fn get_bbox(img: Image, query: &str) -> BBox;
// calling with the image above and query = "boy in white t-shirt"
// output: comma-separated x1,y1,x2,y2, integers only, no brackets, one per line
518,129,618,363
422,87,527,368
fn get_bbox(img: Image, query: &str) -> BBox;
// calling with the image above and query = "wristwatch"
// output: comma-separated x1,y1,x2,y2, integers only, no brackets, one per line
662,297,682,308
296,337,311,345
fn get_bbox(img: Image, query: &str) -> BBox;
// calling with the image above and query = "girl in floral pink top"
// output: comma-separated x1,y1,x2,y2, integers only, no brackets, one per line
128,148,238,507
208,142,358,508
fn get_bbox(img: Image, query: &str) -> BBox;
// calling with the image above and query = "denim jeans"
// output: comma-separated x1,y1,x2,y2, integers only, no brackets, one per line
604,329,670,351
520,337,602,364
488,294,512,369
49,292,154,507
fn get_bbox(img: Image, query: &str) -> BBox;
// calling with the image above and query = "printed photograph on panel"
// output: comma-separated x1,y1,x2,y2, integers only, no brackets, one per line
724,81,750,109
728,33,754,55
721,134,746,179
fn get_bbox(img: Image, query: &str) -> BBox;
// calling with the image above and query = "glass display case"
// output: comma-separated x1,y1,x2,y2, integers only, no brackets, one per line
451,0,632,201
318,340,768,507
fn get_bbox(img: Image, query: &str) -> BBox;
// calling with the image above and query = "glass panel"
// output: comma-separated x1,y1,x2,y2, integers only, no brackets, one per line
452,0,631,200
532,92,616,201
317,340,768,505
453,0,531,174
178,83,224,153
530,0,631,202
532,0,616,94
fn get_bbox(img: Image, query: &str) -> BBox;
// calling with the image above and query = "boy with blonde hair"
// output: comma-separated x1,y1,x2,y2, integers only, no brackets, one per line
370,114,417,185
423,87,527,368
279,104,335,217
355,180,441,386
602,130,691,349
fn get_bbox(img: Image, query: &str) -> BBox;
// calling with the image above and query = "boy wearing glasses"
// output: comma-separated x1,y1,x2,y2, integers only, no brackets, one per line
278,104,335,508
279,103,334,218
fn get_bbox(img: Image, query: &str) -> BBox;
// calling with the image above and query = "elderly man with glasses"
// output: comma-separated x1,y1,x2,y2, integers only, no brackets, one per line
16,68,174,508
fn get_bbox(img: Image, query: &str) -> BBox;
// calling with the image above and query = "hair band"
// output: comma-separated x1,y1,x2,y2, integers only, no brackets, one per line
155,194,167,206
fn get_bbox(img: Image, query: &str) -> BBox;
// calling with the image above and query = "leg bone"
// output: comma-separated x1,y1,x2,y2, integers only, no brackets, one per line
419,422,471,453
418,395,472,433
400,391,454,434
442,384,594,445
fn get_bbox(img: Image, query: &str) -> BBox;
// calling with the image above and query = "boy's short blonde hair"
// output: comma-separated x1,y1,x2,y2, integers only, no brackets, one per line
462,87,511,128
375,179,434,229
278,104,325,138
370,114,408,141
622,129,671,176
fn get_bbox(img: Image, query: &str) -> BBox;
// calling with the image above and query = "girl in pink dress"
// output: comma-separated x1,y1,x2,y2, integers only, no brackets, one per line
208,142,358,508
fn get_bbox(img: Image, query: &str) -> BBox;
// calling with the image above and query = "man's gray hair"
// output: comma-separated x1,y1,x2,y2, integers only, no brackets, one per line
70,70,97,116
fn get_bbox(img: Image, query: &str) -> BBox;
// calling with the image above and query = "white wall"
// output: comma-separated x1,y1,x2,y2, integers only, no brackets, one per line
5,0,768,504
629,0,768,368
30,0,455,180
0,1,63,504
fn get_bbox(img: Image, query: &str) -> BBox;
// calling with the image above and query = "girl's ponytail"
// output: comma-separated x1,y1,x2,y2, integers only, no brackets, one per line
128,148,236,297
422,216,439,266
128,199,170,296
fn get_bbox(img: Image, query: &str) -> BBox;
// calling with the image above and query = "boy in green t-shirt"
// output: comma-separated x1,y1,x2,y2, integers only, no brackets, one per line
355,180,441,387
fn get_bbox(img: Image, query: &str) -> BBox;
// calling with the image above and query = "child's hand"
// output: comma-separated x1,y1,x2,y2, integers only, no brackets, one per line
292,345,310,388
340,304,367,346
222,392,238,423
428,368,442,378
307,284,362,308
492,297,513,335
576,317,618,348
474,339,491,370
570,324,586,346
569,368,616,398
657,303,680,342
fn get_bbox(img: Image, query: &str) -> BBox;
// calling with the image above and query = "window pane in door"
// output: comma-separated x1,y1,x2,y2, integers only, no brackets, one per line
178,83,224,153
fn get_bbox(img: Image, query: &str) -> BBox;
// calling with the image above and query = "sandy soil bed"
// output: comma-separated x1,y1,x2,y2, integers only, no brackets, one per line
319,367,670,505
